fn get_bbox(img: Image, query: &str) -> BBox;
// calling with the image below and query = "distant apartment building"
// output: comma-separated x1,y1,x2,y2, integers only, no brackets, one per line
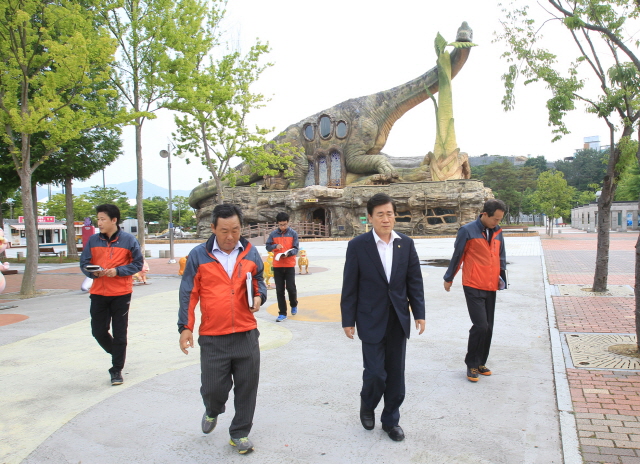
576,135,609,154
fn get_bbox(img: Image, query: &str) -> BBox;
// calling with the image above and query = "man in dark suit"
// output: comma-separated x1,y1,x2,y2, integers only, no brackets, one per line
341,193,426,442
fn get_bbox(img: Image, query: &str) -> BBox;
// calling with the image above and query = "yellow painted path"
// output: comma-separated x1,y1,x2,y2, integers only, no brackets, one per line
266,294,342,322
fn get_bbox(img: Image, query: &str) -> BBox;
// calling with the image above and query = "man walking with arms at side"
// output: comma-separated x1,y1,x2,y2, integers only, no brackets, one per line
80,204,143,386
341,193,425,442
443,199,507,383
178,204,266,455
265,212,299,322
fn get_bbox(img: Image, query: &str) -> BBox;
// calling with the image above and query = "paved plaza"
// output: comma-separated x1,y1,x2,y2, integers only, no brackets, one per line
0,229,637,463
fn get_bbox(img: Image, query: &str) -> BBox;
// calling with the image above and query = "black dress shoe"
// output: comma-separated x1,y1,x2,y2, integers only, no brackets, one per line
360,400,375,430
382,424,405,441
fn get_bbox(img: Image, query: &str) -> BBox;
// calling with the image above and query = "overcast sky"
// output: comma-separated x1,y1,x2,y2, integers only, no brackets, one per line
76,0,609,192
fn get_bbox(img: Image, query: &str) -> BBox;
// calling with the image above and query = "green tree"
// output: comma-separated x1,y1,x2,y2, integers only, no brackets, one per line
479,161,538,223
172,195,195,228
469,164,486,180
616,160,640,201
575,186,598,206
99,0,204,251
0,0,137,296
170,43,297,205
82,186,130,213
140,196,169,226
532,171,575,237
0,144,21,253
554,148,607,191
524,155,549,175
42,193,94,222
31,126,123,257
497,0,640,293
521,188,541,226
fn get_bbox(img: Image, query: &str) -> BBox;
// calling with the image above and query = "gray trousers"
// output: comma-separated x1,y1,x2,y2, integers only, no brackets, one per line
199,329,260,438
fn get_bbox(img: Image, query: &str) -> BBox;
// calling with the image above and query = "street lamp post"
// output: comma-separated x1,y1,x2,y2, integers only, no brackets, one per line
6,198,14,219
160,146,176,264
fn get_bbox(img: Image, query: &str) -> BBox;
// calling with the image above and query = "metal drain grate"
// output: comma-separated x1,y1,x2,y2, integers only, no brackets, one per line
565,333,640,370
556,284,634,297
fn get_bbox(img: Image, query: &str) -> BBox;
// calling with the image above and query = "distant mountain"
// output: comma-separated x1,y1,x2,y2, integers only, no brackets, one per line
36,180,192,201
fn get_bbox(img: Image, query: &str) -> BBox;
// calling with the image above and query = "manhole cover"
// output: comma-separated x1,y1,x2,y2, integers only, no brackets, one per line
565,334,640,369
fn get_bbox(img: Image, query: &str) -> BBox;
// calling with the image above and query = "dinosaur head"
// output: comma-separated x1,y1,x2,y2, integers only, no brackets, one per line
456,21,473,42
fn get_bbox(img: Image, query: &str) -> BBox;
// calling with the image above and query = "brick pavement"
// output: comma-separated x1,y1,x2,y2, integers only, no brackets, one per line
555,297,635,333
543,231,639,464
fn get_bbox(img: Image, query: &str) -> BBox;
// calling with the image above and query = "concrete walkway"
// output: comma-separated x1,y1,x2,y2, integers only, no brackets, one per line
1,236,565,463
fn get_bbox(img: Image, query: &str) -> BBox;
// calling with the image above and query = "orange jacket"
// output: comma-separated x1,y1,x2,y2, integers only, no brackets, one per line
443,217,506,291
178,235,267,336
80,228,144,296
265,227,299,268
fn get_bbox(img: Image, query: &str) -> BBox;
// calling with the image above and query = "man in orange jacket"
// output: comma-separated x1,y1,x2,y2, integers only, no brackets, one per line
178,204,266,455
443,199,507,383
265,212,299,322
80,204,143,386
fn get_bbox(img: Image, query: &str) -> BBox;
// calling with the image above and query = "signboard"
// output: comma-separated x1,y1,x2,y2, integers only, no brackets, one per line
18,216,55,224
360,216,367,224
304,199,318,203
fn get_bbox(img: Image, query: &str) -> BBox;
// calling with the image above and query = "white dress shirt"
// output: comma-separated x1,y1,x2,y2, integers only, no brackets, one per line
372,228,400,283
211,238,243,278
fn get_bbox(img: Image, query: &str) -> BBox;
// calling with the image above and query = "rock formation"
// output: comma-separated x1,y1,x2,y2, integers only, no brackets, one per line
194,180,492,238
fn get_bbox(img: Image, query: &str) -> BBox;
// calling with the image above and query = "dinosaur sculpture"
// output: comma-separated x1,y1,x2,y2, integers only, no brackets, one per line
189,22,473,208
425,31,476,181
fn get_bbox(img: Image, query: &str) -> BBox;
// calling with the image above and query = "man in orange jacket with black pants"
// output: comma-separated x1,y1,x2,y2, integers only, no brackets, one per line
80,204,143,386
265,212,299,322
178,204,266,455
443,199,507,383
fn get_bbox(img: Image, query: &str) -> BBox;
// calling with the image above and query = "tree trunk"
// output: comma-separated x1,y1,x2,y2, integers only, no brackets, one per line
592,124,628,292
215,176,223,205
593,190,612,291
65,176,78,259
135,119,145,251
635,132,640,352
636,211,640,351
19,168,39,297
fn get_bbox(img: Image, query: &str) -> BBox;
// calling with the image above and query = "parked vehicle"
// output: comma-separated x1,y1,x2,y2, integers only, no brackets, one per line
154,228,192,239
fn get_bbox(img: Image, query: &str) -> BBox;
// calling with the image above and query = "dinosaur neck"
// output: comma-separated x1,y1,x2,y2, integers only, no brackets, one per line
370,47,470,153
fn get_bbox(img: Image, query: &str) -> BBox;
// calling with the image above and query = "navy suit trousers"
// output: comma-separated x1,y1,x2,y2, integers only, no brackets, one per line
360,305,406,427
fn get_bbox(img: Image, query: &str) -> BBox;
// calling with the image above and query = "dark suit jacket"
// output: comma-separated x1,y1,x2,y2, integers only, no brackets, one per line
341,230,426,344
